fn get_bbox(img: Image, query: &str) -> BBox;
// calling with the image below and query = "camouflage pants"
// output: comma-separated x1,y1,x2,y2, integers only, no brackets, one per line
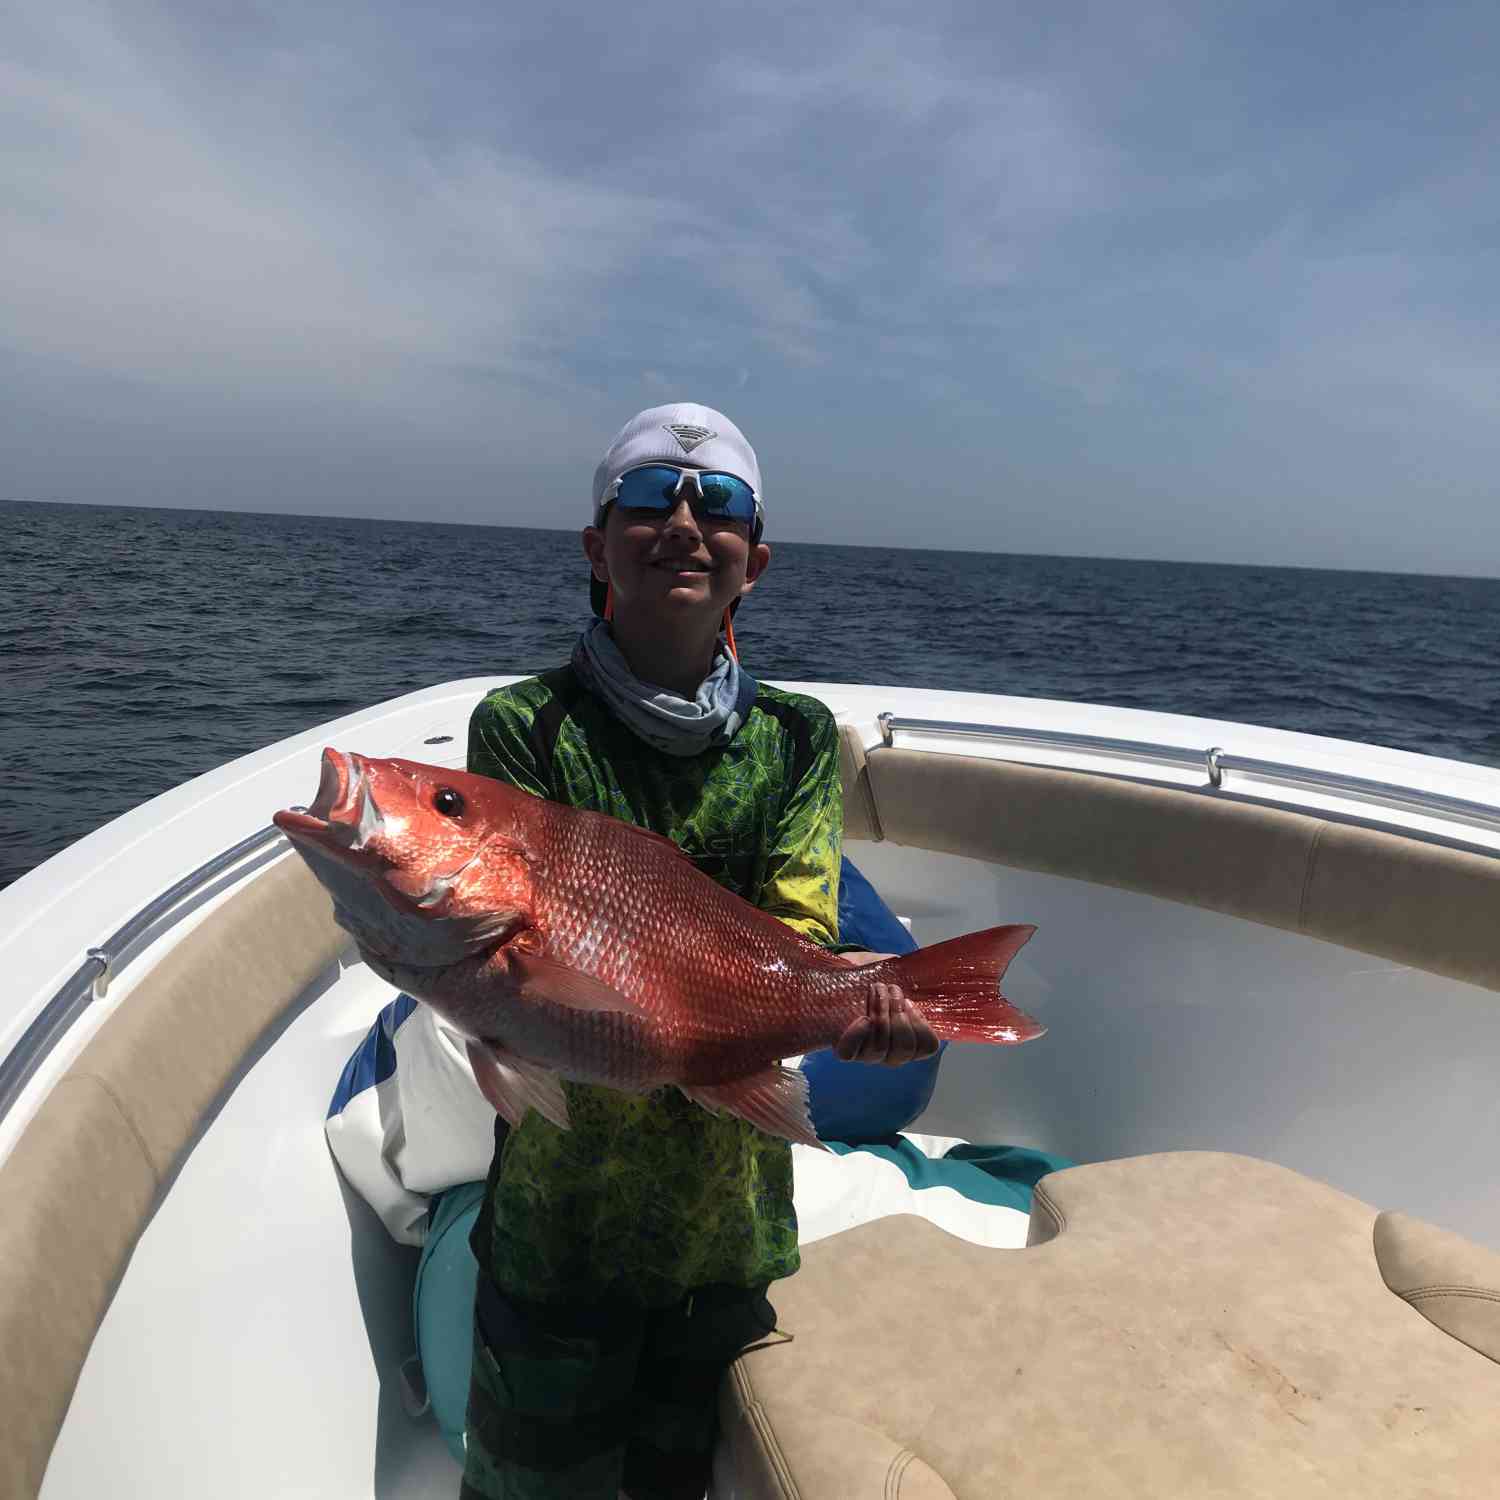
460,1275,777,1500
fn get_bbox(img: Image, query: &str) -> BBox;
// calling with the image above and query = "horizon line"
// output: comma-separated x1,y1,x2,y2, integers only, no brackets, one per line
3,494,1495,585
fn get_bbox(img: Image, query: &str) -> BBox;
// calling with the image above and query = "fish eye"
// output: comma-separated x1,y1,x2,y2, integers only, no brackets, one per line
433,787,465,817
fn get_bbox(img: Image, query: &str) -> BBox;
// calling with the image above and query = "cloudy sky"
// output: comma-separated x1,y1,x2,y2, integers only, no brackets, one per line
5,1,1497,573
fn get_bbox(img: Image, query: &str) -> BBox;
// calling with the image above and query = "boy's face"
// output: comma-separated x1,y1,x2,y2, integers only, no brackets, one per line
582,492,770,630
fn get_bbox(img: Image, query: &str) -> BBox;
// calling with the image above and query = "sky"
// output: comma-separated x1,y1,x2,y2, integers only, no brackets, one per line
4,0,1498,575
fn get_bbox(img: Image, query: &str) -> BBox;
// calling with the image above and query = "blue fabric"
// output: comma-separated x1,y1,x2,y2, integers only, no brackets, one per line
326,992,418,1119
837,857,920,958
800,857,947,1144
414,1182,487,1463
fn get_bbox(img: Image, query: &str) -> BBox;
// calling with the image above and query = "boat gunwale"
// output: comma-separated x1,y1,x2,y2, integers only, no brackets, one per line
6,687,1500,1145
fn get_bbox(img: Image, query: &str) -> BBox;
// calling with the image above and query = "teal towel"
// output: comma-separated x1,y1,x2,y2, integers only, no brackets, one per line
827,1137,1075,1213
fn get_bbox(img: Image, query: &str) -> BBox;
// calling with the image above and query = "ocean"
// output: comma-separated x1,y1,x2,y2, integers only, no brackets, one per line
4,498,1498,891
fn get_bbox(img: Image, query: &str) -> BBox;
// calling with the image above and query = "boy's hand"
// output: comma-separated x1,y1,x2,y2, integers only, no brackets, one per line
834,956,940,1066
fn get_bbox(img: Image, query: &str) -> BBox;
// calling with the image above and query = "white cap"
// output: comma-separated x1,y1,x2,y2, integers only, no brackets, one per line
591,403,763,528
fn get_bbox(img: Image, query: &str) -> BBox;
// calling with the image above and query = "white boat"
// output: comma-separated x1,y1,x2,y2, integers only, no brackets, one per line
4,678,1499,1498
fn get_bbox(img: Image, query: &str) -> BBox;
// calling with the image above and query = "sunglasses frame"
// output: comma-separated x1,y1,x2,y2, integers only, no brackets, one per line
597,464,761,533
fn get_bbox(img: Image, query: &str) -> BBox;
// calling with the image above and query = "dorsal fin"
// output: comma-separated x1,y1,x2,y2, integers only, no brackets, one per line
574,806,687,861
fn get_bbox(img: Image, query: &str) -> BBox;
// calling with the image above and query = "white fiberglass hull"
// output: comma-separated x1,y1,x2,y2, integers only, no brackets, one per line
2,678,1497,1499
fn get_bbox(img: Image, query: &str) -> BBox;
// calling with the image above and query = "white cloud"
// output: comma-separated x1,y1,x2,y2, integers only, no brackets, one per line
1,2,681,429
0,4,1129,404
2,0,1498,570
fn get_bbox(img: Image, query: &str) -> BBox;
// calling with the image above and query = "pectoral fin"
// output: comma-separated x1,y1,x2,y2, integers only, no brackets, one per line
680,1066,826,1151
507,951,641,1017
466,1039,571,1131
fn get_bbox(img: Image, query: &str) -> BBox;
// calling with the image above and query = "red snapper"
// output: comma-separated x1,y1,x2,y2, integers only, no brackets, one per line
274,750,1043,1147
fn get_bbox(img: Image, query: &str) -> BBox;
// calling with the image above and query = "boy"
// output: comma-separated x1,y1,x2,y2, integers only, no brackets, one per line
461,403,935,1500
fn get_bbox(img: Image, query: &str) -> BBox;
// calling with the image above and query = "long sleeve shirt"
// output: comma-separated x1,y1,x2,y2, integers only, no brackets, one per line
466,664,844,1307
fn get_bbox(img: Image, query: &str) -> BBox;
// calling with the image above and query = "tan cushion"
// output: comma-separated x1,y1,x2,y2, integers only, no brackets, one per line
1375,1209,1500,1364
867,747,1313,926
1300,822,1500,996
838,726,883,844
0,855,345,1500
724,1152,1500,1498
0,1079,157,1500
716,1378,956,1500
65,854,345,1173
861,747,1500,993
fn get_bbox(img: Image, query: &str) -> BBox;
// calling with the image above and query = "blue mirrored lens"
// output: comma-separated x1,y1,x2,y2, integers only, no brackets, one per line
695,475,756,518
614,467,756,523
613,467,684,509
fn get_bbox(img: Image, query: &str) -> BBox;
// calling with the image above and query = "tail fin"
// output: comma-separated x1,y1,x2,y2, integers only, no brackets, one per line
881,924,1044,1045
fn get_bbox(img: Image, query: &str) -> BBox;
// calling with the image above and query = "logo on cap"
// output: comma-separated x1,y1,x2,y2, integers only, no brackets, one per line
664,423,715,453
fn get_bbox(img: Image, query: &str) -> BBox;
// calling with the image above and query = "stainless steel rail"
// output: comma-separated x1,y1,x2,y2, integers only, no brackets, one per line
0,822,290,1130
878,714,1219,778
876,713,1500,835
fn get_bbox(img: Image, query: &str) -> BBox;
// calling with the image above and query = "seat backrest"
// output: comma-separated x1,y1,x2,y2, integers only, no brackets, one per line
0,855,345,1500
839,728,1500,993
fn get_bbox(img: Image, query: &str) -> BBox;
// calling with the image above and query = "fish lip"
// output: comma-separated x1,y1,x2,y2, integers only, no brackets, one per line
272,807,387,874
273,807,335,842
274,750,387,865
307,748,378,828
308,748,349,819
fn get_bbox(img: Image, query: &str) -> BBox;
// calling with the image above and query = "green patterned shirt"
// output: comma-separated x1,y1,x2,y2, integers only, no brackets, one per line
466,665,843,1307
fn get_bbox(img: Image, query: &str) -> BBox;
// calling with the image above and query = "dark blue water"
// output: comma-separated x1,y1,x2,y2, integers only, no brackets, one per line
4,499,1499,891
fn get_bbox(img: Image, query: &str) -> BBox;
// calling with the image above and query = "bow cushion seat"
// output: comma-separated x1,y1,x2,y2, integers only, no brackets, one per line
719,1151,1500,1498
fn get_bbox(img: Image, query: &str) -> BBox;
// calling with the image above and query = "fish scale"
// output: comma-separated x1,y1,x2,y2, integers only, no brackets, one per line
274,749,1045,1146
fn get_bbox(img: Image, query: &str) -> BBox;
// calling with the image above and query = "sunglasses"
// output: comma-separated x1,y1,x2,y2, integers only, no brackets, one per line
598,465,759,528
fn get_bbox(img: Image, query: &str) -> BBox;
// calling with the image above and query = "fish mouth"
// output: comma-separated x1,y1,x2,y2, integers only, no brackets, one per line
274,751,493,923
275,750,516,968
273,748,387,864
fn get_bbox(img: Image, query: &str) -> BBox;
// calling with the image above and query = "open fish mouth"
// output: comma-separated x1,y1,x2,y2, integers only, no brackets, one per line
273,749,386,861
274,752,518,962
309,745,352,820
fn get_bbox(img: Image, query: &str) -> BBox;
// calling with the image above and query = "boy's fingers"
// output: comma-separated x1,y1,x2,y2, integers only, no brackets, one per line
885,999,917,1067
909,999,940,1060
842,984,934,1065
862,982,896,1064
835,1017,870,1061
869,983,893,1064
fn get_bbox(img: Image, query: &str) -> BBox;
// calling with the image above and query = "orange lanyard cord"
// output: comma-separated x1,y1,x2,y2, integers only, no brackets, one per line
603,585,738,660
